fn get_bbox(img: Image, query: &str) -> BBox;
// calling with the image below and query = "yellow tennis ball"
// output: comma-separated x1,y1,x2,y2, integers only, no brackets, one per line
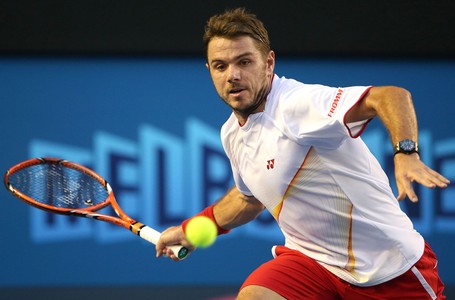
185,216,217,248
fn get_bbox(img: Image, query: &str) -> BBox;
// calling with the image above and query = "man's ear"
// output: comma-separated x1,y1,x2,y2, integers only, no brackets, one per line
267,50,275,74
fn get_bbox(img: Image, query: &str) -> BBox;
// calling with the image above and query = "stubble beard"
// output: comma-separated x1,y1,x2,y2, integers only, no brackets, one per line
224,81,270,119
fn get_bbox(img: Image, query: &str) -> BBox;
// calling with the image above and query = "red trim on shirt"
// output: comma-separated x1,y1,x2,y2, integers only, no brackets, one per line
344,86,374,138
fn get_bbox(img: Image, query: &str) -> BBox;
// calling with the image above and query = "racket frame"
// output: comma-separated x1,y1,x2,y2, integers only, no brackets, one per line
4,157,188,259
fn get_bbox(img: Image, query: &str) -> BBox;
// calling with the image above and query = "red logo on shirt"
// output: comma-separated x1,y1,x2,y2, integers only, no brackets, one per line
327,88,344,117
267,159,275,169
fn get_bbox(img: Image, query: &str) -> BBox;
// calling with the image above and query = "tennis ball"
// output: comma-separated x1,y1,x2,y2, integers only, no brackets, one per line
185,216,217,248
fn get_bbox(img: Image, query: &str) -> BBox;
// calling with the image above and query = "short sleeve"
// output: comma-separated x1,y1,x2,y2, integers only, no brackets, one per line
220,118,254,196
279,84,372,148
231,167,253,196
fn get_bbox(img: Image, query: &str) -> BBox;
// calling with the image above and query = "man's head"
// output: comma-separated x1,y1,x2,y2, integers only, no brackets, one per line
203,7,271,60
204,8,275,125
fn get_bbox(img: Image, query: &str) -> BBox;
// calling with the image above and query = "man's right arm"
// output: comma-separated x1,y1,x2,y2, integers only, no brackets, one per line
213,185,265,230
155,186,264,261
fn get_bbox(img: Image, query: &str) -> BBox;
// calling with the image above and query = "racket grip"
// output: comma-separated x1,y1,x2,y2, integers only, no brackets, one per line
139,225,189,260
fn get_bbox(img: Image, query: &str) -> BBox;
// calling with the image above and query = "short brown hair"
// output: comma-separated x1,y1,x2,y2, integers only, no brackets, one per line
203,7,271,58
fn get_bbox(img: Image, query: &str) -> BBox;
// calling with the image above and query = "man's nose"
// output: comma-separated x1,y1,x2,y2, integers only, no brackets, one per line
227,65,241,82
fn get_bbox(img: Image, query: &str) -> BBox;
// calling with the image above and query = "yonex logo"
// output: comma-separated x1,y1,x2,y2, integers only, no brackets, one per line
267,159,275,170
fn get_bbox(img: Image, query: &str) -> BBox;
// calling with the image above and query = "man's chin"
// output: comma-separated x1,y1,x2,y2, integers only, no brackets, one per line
225,98,246,109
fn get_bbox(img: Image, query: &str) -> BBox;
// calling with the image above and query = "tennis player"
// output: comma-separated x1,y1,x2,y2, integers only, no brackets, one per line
156,8,450,299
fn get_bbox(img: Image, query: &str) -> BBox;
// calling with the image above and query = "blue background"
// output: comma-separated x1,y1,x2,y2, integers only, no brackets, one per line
0,57,454,296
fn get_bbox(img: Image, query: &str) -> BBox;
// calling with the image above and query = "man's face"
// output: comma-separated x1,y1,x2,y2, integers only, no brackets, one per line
206,36,275,123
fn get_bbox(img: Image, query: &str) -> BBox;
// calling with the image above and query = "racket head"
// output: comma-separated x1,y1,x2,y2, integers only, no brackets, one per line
4,157,111,214
4,157,189,260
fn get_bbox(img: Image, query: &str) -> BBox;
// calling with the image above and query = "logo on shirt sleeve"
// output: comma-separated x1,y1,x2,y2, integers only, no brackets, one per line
327,88,344,117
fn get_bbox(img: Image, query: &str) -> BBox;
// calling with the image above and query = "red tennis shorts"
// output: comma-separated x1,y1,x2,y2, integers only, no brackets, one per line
240,242,445,299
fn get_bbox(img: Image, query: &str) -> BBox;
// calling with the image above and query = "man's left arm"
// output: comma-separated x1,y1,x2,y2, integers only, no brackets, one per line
345,86,450,202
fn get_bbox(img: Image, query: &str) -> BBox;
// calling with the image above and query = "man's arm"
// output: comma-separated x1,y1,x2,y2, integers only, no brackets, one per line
213,186,266,229
346,86,450,202
156,186,265,261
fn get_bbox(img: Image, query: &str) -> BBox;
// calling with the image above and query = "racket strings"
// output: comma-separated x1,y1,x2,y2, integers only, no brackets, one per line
8,164,108,209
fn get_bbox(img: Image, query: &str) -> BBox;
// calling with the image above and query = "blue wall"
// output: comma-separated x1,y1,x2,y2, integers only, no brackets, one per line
0,57,454,288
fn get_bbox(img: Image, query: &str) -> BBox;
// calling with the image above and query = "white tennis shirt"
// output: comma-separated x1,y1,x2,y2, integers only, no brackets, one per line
220,75,424,286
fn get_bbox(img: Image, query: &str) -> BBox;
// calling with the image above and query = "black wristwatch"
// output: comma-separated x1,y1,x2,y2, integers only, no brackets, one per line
394,139,419,156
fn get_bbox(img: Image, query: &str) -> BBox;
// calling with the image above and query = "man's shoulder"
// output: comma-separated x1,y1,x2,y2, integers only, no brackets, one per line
220,113,238,135
270,75,329,100
271,74,302,91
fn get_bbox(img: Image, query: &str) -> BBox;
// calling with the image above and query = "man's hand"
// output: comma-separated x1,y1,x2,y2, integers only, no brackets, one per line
156,225,195,261
394,153,450,202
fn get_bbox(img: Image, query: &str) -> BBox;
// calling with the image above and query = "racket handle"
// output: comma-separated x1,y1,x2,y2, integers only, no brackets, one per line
138,225,189,260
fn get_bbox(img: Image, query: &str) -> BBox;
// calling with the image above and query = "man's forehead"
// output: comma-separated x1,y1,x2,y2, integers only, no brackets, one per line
207,36,260,62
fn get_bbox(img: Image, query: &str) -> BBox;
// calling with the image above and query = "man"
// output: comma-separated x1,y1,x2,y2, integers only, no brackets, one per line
156,8,450,299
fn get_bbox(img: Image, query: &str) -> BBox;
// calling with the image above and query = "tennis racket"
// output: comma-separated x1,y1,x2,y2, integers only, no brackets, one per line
4,157,189,260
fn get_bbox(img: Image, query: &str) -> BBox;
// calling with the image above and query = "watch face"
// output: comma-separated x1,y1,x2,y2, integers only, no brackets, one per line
399,139,416,152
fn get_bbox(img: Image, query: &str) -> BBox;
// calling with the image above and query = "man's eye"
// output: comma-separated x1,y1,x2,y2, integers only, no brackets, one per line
240,60,251,66
215,64,226,71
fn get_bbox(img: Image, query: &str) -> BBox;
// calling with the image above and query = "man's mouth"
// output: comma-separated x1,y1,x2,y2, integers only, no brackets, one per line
229,88,245,95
